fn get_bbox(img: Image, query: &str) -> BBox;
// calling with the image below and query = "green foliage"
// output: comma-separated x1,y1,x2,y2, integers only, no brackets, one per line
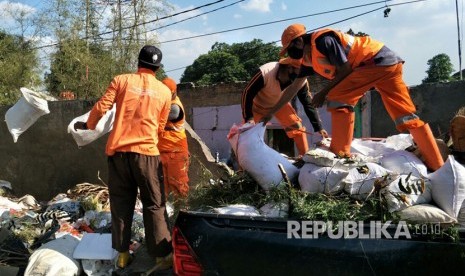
422,53,454,84
181,39,280,85
0,31,40,106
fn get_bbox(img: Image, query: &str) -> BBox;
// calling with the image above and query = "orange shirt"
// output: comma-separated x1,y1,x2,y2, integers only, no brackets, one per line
158,96,188,153
87,68,171,156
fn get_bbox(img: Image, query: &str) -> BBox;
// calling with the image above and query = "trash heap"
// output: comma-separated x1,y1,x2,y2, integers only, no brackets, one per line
0,182,152,276
187,123,465,239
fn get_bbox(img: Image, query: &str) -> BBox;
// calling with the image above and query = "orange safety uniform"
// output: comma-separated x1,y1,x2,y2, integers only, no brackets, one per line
241,62,309,155
158,95,190,197
87,68,171,156
301,28,443,170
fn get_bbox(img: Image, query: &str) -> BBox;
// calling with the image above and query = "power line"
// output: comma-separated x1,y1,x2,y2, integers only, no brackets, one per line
165,0,426,73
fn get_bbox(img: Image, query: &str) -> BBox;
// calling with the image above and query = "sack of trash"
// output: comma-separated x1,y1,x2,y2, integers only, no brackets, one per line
227,123,299,190
298,163,347,195
5,88,50,143
67,105,116,147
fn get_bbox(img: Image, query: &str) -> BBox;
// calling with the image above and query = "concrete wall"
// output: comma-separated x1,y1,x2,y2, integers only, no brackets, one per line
0,100,109,201
370,81,465,138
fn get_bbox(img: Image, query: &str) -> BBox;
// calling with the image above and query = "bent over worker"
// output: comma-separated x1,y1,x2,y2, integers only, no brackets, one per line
241,57,328,156
74,45,173,270
269,23,443,171
159,77,190,198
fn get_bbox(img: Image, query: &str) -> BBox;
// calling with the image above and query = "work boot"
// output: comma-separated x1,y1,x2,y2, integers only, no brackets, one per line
329,110,355,157
409,123,444,171
115,251,133,269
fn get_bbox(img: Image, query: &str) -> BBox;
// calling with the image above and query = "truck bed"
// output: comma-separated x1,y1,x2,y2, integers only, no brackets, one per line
174,210,465,276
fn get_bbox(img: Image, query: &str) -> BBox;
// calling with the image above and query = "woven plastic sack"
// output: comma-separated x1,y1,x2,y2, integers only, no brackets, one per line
5,87,50,143
380,150,427,178
298,163,347,194
343,163,393,201
381,174,432,212
67,105,116,147
228,123,299,190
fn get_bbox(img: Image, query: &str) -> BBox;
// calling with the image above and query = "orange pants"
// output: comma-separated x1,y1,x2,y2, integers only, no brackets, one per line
160,151,190,198
327,63,422,131
253,102,308,155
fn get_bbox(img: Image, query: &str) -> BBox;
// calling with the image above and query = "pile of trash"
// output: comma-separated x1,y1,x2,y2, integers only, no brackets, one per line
0,182,154,275
188,123,465,236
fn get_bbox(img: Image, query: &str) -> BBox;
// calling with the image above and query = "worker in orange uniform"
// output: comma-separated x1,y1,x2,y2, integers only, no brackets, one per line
159,77,190,198
74,45,173,271
266,23,443,171
242,57,328,156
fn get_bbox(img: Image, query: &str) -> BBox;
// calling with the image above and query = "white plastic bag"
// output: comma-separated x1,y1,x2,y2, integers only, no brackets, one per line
24,235,81,276
5,87,50,143
228,123,299,190
298,163,348,194
67,105,116,147
428,155,465,218
214,204,261,216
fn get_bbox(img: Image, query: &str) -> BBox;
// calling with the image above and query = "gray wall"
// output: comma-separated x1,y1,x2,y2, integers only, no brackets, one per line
370,81,465,138
1,100,108,201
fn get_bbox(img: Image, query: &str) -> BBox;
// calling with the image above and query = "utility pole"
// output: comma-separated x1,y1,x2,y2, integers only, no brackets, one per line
456,0,463,80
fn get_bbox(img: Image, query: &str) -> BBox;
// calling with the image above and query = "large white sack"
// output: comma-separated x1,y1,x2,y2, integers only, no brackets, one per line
343,163,393,201
5,87,50,143
428,155,465,218
67,105,116,147
302,147,370,170
350,139,396,158
381,174,432,212
397,204,457,224
24,235,81,276
228,123,299,190
380,150,427,178
298,163,348,194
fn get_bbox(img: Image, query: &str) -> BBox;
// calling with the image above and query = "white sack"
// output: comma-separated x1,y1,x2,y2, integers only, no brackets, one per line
5,87,50,143
381,174,432,212
343,163,393,201
397,204,457,224
302,147,370,170
298,163,348,194
24,235,81,276
214,204,261,216
228,123,299,190
380,150,427,178
259,201,288,218
67,105,116,147
428,155,465,218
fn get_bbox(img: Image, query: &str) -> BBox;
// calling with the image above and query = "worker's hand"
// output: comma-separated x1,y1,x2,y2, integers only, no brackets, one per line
74,121,88,131
311,91,327,108
318,129,329,138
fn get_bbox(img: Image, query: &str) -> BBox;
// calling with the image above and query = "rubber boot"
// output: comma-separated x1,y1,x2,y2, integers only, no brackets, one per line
293,133,309,156
409,123,444,171
116,251,132,269
329,110,355,157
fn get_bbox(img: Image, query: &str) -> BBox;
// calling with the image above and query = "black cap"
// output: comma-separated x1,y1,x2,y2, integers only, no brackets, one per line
138,45,162,67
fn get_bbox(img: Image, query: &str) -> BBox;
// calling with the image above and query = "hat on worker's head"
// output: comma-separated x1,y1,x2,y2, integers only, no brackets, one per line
279,24,306,57
279,57,302,69
138,45,162,67
162,77,177,93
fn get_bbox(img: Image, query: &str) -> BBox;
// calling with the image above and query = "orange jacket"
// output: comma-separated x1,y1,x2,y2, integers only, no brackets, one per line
304,28,384,79
87,68,171,156
158,96,188,153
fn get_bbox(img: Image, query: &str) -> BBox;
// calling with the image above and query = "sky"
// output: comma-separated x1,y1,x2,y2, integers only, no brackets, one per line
1,0,463,86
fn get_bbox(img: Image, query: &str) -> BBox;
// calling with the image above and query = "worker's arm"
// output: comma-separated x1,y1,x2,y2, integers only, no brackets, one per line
158,96,171,135
296,82,329,138
241,70,265,123
259,76,307,124
311,33,353,108
74,77,118,131
311,62,352,108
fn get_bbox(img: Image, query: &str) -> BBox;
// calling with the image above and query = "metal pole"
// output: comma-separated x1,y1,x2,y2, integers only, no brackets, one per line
456,0,463,80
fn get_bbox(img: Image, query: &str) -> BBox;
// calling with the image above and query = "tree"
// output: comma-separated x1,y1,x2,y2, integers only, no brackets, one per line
0,31,40,105
422,53,454,84
180,39,280,85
